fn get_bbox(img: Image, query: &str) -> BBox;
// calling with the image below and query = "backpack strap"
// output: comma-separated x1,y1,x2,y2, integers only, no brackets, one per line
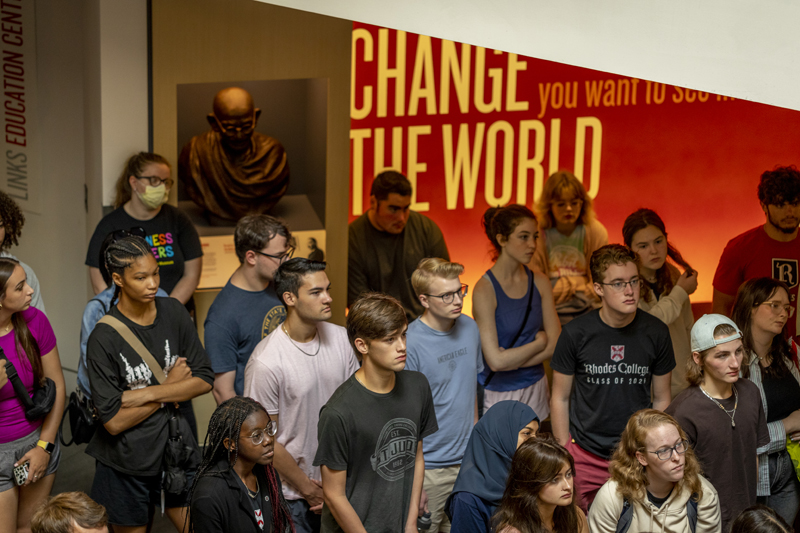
616,498,633,533
687,493,699,533
97,315,166,384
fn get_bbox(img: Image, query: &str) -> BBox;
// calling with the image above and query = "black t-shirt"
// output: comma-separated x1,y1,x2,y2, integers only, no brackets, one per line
763,370,800,423
313,371,438,533
85,297,214,476
647,488,672,508
86,204,203,294
665,381,769,532
550,309,675,458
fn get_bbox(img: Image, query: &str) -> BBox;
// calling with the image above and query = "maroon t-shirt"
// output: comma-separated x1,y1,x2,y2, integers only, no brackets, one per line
713,225,800,338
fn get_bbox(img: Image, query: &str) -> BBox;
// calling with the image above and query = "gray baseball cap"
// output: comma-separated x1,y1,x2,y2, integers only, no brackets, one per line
691,314,743,352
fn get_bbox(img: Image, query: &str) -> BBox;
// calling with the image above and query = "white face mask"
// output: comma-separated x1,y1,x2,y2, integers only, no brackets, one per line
136,183,168,210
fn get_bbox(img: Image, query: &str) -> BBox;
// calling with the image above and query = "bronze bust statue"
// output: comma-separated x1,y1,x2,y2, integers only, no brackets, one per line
179,87,290,221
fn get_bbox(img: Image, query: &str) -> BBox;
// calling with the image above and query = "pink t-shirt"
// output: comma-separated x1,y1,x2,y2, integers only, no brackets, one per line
0,307,57,443
243,321,359,501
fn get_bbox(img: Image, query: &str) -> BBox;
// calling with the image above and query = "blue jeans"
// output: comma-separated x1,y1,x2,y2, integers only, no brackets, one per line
757,450,800,525
287,498,321,533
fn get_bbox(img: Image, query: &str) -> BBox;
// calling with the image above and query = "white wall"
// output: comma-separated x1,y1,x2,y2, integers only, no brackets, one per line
260,0,800,113
18,0,148,386
22,0,89,383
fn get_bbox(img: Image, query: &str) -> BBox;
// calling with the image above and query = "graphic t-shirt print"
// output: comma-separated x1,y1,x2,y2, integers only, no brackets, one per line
370,418,418,481
121,339,178,390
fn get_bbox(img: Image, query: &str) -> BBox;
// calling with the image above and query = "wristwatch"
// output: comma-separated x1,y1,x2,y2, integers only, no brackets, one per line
36,440,54,455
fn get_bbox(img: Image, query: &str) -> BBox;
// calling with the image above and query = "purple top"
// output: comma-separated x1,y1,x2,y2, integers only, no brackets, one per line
0,307,57,443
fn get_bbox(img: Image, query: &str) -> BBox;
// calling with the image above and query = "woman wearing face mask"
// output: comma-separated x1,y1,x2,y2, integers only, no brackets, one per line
589,409,721,533
493,435,588,533
85,152,203,307
623,208,697,397
445,400,539,533
732,278,800,525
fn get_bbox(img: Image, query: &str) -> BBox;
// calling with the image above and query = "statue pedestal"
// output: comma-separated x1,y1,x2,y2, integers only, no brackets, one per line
179,193,323,236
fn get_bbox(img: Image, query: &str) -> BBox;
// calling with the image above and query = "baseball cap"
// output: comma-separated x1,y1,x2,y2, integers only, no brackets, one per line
690,314,742,352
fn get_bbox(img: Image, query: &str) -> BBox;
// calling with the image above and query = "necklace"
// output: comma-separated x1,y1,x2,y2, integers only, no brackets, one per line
282,324,321,356
699,384,738,427
0,322,11,334
246,478,259,499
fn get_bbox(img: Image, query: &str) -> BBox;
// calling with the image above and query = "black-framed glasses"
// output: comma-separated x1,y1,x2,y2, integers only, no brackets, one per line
136,175,174,188
599,278,640,292
255,246,295,264
425,284,468,305
112,227,146,241
647,439,689,461
759,301,795,318
244,420,278,446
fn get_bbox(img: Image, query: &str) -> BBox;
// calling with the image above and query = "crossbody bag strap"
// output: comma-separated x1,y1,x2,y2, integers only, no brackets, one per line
484,270,535,387
98,315,166,384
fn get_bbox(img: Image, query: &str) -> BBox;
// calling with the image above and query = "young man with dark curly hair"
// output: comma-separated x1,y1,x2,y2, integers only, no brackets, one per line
713,165,800,338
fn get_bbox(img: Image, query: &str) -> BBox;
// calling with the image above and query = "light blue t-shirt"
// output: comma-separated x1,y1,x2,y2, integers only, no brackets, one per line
405,314,483,469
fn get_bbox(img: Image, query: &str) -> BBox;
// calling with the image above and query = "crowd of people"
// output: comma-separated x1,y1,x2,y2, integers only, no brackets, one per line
2,152,800,533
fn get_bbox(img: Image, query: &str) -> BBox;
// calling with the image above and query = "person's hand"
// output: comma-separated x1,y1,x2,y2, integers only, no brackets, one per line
165,357,192,383
15,445,50,486
534,330,548,349
784,410,800,435
419,488,429,516
0,359,7,389
676,269,698,296
304,478,324,514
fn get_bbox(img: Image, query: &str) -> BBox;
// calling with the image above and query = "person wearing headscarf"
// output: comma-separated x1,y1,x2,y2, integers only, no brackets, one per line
444,401,539,532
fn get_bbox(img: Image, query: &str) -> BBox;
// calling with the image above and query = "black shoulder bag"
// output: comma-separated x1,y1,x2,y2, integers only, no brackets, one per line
483,271,534,388
3,352,56,420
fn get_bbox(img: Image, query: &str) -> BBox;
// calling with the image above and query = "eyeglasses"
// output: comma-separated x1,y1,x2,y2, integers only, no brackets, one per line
213,115,256,135
256,246,295,264
425,284,468,305
243,420,278,446
112,227,146,241
599,278,640,292
647,439,689,461
136,175,174,188
552,199,583,210
759,301,795,318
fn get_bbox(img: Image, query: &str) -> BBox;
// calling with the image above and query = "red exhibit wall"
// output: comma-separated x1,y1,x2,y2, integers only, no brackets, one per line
349,23,800,317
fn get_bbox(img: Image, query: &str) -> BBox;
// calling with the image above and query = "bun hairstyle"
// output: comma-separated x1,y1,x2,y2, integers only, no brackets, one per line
622,208,693,303
482,205,536,261
0,257,42,385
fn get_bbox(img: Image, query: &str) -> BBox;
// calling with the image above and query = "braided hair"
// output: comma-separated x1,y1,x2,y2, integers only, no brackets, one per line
0,190,24,251
186,397,294,533
104,236,154,303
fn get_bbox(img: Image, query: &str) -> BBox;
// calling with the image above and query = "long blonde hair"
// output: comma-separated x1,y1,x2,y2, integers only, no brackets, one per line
609,409,703,504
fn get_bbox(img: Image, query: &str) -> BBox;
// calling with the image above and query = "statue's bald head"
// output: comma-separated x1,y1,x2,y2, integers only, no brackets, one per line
212,87,255,120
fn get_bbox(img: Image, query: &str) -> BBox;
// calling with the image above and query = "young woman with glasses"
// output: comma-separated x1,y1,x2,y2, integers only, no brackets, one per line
732,277,800,524
189,396,294,533
85,152,203,308
85,236,214,533
623,208,698,398
589,409,721,533
531,171,608,325
473,205,561,418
